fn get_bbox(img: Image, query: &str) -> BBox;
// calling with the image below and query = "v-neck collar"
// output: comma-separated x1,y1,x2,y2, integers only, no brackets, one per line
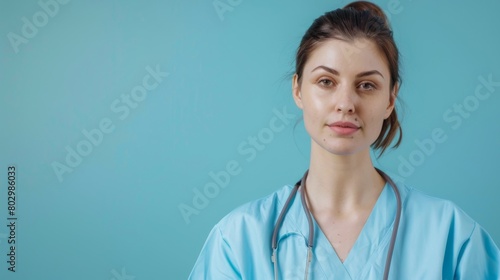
277,181,398,279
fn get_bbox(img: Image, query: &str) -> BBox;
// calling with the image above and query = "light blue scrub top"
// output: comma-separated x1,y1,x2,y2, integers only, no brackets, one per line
189,180,500,279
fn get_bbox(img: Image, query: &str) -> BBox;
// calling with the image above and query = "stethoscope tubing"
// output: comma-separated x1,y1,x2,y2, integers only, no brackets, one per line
271,168,402,280
378,169,402,280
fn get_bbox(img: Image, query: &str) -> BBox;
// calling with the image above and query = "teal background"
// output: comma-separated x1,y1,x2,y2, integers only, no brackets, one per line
1,0,499,279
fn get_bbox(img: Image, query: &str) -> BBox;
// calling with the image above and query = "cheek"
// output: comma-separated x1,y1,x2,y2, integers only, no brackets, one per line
363,106,387,131
370,117,385,135
301,97,326,135
302,106,319,133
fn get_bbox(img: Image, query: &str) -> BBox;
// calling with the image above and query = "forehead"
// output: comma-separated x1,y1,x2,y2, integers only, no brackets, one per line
304,38,389,76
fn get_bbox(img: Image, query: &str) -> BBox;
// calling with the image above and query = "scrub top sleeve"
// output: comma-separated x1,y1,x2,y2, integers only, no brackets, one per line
454,223,500,280
188,225,242,280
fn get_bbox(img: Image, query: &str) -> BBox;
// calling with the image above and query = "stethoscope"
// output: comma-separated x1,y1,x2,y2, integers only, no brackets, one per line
271,168,402,280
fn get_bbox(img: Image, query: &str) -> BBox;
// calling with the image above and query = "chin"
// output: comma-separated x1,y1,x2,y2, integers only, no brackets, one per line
317,141,368,156
310,133,375,156
328,147,363,156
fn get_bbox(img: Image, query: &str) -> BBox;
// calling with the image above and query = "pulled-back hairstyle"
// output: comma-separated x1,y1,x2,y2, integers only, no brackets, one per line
295,1,402,155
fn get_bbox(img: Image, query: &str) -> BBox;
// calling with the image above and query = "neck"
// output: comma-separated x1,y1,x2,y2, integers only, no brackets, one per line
304,143,386,217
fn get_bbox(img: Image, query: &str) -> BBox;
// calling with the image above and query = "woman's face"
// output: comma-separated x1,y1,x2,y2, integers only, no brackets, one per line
293,38,397,156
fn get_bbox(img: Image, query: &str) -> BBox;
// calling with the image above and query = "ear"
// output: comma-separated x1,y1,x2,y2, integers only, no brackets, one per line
384,82,399,119
292,73,304,110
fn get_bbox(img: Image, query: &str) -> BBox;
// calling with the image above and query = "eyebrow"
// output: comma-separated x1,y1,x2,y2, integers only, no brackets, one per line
311,65,385,79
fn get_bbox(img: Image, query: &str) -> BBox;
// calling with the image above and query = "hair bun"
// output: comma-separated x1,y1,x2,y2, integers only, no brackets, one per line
343,1,391,30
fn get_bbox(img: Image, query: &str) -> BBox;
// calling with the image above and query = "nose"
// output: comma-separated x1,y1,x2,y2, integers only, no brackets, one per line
334,87,356,114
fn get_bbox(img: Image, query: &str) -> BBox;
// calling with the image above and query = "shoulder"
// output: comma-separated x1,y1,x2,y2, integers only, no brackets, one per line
398,181,477,238
403,183,472,218
215,184,295,232
394,181,500,277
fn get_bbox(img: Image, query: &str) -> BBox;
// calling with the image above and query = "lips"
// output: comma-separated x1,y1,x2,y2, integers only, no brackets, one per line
328,121,360,135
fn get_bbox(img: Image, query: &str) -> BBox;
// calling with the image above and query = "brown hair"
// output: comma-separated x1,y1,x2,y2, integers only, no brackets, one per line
295,1,402,155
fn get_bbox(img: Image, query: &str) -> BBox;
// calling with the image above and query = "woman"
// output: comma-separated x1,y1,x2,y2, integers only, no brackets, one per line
189,1,500,279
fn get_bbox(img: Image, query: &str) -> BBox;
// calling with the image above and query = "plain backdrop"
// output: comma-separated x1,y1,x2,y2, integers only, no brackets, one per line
1,0,499,279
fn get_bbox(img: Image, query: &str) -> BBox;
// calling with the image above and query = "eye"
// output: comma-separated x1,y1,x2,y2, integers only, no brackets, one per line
318,78,335,88
358,82,376,91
